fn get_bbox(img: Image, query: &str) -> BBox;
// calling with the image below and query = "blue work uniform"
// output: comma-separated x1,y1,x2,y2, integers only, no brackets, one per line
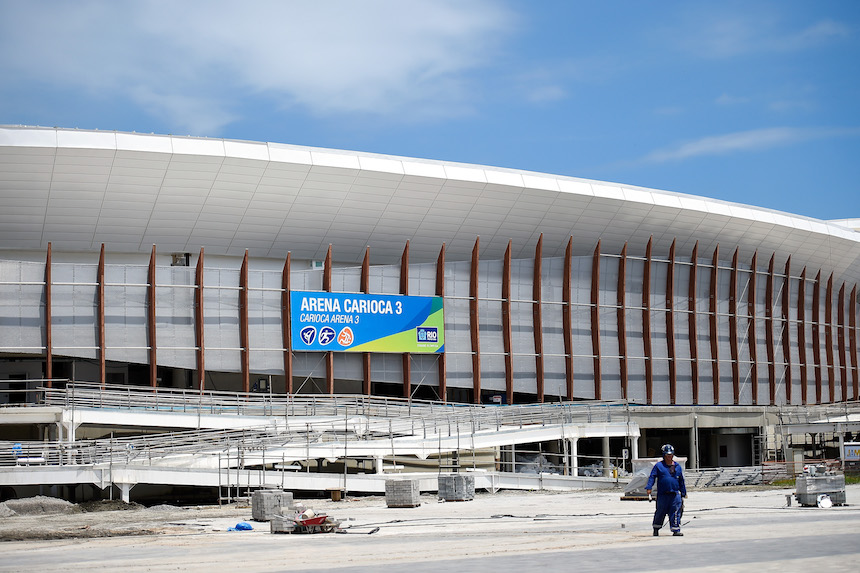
646,459,686,532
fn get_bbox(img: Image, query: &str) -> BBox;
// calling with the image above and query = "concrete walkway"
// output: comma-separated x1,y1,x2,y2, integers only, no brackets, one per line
1,485,858,572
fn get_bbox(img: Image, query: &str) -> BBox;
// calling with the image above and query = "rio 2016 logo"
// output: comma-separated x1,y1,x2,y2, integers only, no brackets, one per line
417,327,437,343
338,327,354,346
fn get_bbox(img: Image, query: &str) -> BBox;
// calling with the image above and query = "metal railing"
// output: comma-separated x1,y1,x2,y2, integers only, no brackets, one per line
1,382,633,469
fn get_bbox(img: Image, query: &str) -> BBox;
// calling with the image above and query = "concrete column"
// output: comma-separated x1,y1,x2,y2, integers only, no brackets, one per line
376,456,383,474
631,435,640,460
117,483,134,503
689,416,699,470
570,439,578,477
603,436,611,477
839,431,845,471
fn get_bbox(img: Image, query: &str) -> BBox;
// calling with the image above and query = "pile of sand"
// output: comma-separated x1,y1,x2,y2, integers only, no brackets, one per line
1,495,80,516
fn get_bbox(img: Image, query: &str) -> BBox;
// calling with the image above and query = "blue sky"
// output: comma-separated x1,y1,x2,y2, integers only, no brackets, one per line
1,0,858,220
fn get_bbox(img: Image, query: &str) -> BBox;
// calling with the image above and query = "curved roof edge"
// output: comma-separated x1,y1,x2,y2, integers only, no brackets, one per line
2,125,856,245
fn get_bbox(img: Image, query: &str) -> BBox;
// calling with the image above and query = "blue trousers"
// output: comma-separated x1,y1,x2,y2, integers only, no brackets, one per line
652,492,683,532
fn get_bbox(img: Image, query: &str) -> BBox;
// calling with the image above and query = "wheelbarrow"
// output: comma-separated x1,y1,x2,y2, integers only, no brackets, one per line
291,513,341,534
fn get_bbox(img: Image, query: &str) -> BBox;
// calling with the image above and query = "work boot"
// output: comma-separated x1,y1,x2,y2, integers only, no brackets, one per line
653,528,659,536
673,531,683,536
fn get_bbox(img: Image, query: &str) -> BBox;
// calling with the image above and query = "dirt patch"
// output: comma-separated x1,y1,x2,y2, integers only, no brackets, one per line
0,496,248,542
79,499,144,512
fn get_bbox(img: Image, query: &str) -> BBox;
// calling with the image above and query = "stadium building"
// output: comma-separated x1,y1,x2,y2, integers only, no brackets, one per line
1,125,859,482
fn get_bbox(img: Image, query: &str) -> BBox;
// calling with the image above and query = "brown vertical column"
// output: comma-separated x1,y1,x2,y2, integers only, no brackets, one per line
282,253,293,394
502,241,514,405
748,252,758,405
825,274,835,401
618,242,628,400
97,244,106,387
729,248,740,404
812,270,822,403
591,241,602,400
361,248,371,396
798,268,808,404
643,237,654,404
436,244,447,402
562,237,574,400
45,243,53,385
400,242,411,399
688,242,699,404
666,239,677,404
195,248,205,391
838,283,847,402
470,237,481,403
148,245,158,388
533,234,545,402
781,258,792,404
765,254,776,404
709,247,720,404
323,245,334,395
239,250,250,394
850,285,858,401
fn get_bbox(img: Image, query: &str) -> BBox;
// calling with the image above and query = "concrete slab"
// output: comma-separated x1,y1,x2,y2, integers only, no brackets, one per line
0,485,858,572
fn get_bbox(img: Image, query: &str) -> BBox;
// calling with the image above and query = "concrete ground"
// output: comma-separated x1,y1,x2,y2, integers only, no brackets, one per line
1,484,859,572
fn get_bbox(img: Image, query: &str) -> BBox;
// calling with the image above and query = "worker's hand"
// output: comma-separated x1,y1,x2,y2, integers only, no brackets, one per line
645,489,651,495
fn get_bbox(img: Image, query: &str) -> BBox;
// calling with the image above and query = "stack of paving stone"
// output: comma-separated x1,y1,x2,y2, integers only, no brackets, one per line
270,514,294,533
385,478,421,508
252,489,295,521
437,474,474,501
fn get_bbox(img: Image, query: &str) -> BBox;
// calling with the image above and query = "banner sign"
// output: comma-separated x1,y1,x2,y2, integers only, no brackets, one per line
290,291,444,353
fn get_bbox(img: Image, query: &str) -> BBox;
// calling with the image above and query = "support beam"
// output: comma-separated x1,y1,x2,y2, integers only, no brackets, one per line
765,254,776,404
666,238,677,404
729,248,740,404
825,274,835,402
239,250,250,394
148,245,158,388
591,240,602,400
838,282,847,402
851,285,858,401
533,234,545,402
812,270,822,404
45,243,53,385
562,237,574,400
97,244,106,388
748,251,758,405
781,257,792,404
618,242,628,400
709,246,720,404
688,241,699,404
195,248,205,391
282,253,293,394
502,240,514,405
400,241,411,399
643,237,654,404
798,267,808,404
470,237,481,404
324,244,334,395
361,248,371,396
436,243,447,402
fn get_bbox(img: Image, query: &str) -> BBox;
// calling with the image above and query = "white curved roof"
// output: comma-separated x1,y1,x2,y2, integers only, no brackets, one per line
1,126,858,284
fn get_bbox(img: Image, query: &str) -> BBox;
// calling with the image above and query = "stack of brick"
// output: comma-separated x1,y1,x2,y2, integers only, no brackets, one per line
437,474,474,501
270,514,294,533
252,489,295,522
385,478,421,508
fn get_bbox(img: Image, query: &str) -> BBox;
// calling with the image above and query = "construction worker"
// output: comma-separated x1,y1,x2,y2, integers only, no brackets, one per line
645,443,687,536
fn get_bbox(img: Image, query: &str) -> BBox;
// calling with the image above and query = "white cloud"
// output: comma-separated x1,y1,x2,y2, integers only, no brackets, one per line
640,127,860,163
677,10,851,59
0,0,515,134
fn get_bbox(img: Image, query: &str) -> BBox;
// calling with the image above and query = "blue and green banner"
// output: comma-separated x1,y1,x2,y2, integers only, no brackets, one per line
290,291,444,353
